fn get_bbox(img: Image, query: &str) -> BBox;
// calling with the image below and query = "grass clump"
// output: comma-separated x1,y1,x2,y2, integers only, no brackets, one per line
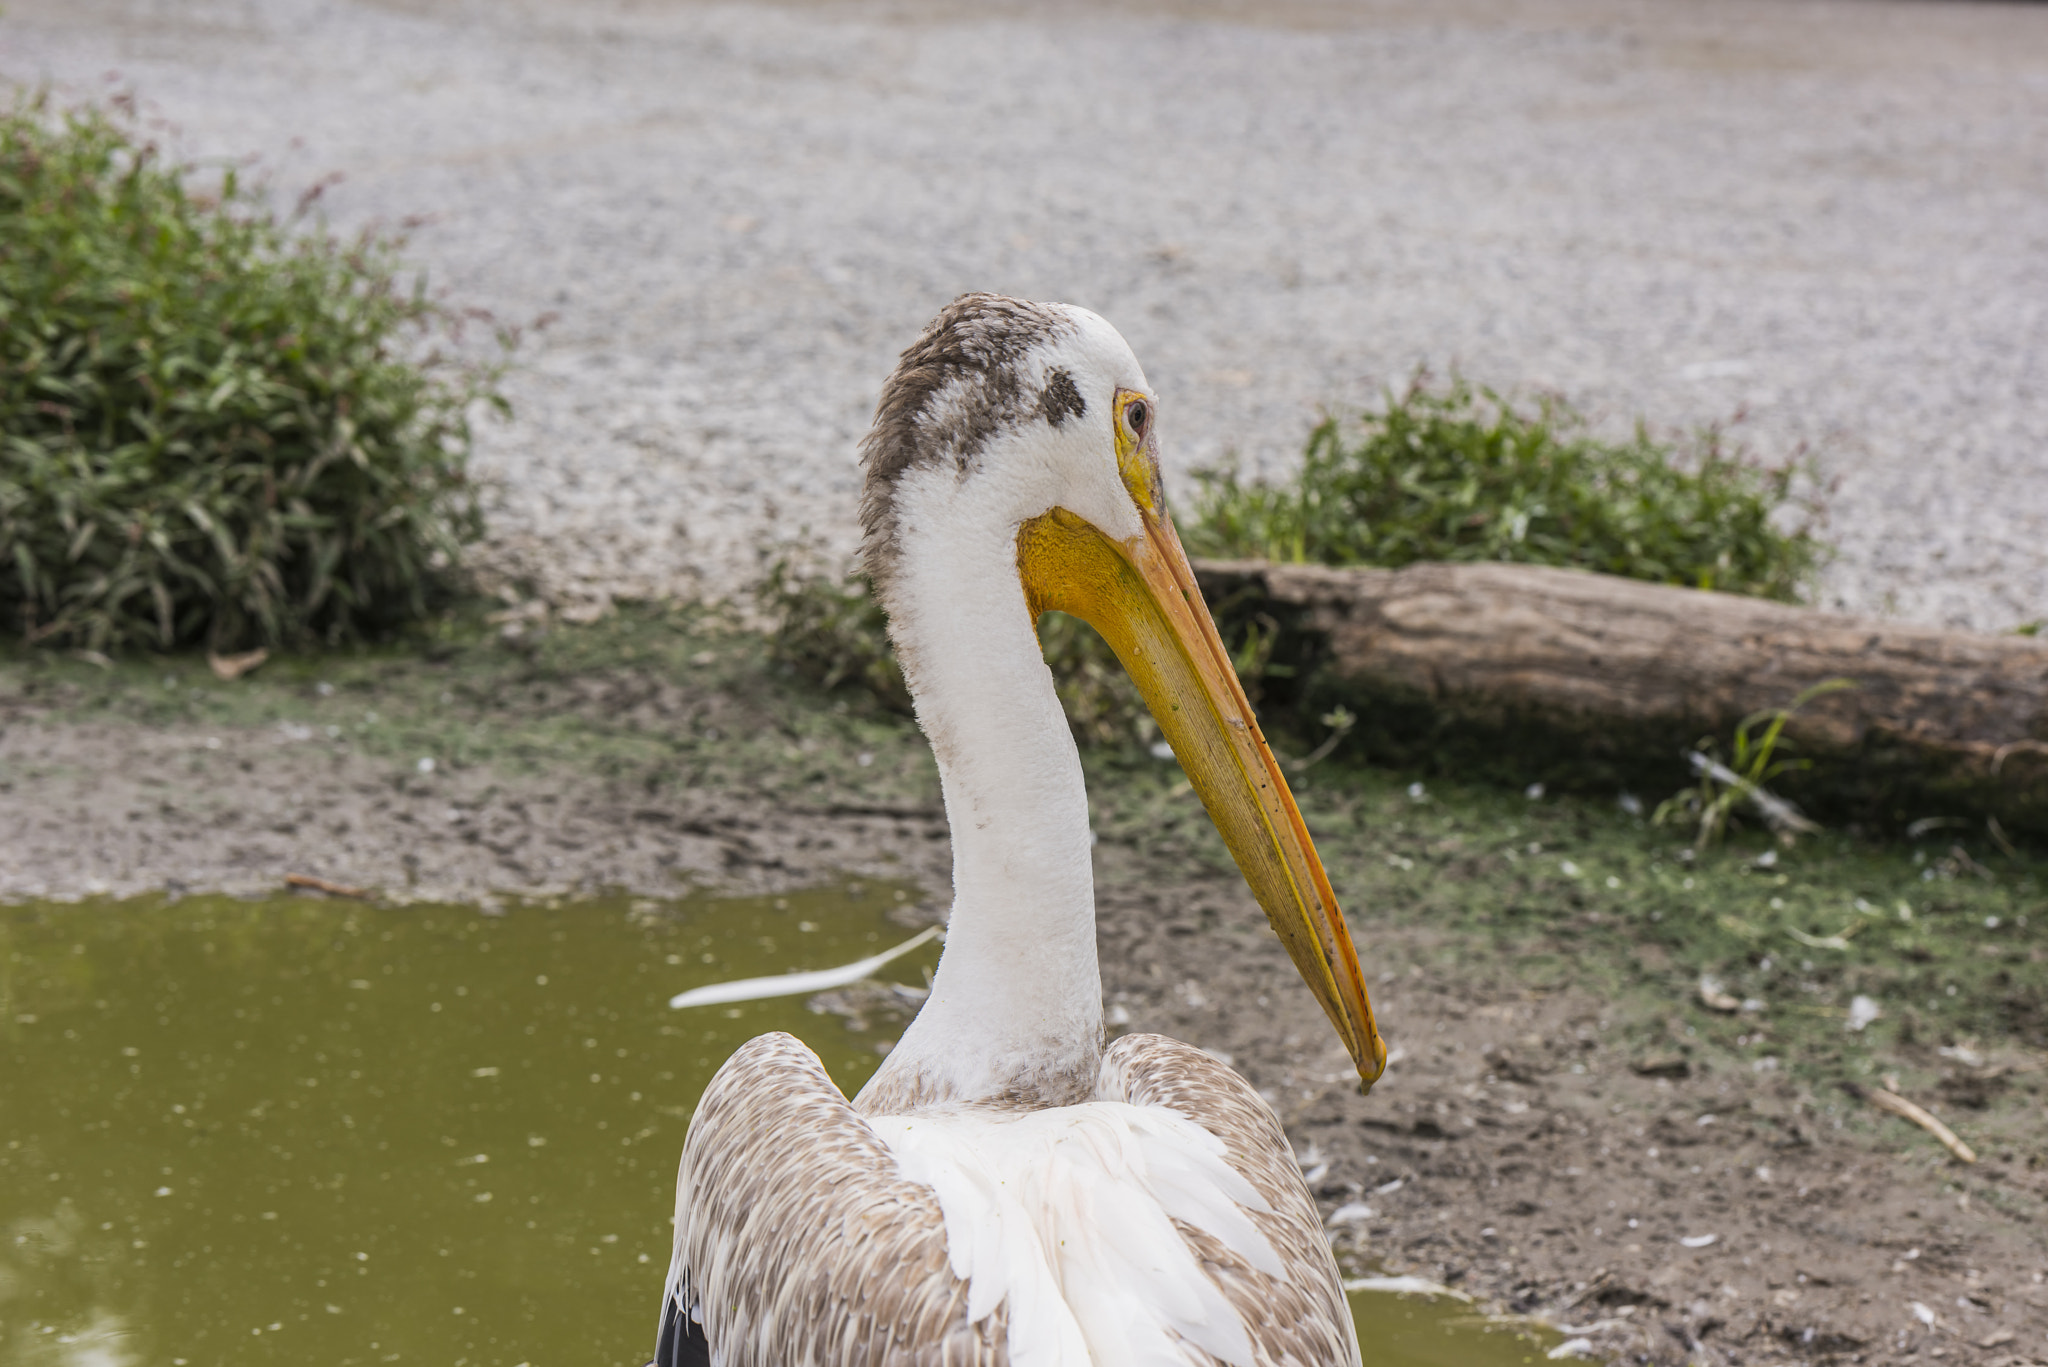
759,559,910,714
1188,373,1824,601
0,94,505,653
759,558,1153,749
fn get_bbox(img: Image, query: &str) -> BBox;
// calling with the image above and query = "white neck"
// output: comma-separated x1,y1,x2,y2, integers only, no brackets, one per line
854,494,1102,1115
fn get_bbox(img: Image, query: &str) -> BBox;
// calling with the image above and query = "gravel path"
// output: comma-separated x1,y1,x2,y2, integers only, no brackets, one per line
5,0,2044,629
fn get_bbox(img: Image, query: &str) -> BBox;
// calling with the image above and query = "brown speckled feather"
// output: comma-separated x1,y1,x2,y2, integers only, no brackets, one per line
1100,1034,1361,1367
670,1031,1005,1366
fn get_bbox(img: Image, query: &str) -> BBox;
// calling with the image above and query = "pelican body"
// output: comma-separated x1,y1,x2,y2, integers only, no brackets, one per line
653,295,1385,1366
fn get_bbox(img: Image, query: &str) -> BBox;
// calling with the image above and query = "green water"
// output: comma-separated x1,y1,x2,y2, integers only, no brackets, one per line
1,884,933,1367
3,888,1554,1366
1346,1289,1558,1365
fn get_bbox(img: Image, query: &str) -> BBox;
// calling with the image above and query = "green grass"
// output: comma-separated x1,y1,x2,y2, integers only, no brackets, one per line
1187,373,1825,602
0,94,505,654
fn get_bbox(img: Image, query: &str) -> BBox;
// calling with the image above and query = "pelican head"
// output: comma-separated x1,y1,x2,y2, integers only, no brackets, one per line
859,293,1385,1091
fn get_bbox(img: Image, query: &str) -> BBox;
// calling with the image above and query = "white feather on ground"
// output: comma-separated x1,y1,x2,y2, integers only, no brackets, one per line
666,926,942,1009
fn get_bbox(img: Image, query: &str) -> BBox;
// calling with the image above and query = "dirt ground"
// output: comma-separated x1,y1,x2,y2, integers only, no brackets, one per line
1095,853,2048,1367
4,634,2046,1366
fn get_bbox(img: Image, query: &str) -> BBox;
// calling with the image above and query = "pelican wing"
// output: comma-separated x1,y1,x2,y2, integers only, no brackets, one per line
664,1031,1004,1366
1098,1034,1362,1367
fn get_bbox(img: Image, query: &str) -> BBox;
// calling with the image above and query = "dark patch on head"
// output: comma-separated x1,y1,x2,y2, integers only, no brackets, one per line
858,293,1076,603
1037,368,1086,429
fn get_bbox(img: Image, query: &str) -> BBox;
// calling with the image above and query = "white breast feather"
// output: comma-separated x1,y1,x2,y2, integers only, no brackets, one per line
870,1102,1284,1367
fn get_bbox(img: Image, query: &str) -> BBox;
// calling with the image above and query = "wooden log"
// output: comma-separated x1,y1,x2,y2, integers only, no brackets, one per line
1192,559,2048,838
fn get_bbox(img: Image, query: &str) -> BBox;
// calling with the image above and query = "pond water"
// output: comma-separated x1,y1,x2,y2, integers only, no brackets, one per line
2,888,1556,1366
1345,1288,1559,1366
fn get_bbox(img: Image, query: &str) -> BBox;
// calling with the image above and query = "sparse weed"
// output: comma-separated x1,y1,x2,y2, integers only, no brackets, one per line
1038,610,1153,750
758,558,908,714
1654,679,1857,849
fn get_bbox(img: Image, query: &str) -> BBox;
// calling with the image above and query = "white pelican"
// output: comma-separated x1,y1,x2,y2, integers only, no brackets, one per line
652,294,1387,1366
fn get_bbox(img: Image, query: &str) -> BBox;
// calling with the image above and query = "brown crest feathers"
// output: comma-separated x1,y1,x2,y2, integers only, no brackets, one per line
858,294,1077,600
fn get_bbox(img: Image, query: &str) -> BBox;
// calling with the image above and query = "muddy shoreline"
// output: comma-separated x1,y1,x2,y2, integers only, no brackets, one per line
5,630,2047,1365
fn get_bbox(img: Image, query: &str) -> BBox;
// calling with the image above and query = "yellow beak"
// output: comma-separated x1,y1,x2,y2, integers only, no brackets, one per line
1017,500,1387,1091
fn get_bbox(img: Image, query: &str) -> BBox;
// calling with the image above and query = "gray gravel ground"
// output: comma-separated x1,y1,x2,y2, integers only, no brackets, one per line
4,0,2044,630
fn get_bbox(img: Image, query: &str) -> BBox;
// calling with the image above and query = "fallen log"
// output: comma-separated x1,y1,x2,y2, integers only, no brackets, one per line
1192,559,2048,838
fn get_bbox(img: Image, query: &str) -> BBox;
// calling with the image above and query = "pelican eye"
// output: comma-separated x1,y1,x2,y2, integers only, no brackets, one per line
1125,400,1150,440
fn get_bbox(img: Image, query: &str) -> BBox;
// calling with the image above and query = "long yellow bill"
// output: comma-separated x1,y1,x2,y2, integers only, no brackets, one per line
1017,496,1387,1092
